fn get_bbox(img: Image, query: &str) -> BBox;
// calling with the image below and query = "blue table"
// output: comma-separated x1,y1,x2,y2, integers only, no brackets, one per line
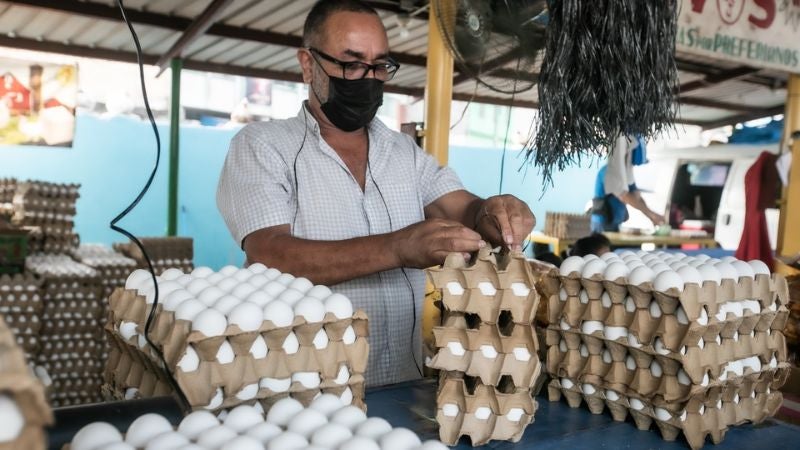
366,379,800,449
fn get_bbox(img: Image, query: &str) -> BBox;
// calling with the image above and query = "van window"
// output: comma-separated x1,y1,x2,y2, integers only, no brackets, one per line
669,162,731,228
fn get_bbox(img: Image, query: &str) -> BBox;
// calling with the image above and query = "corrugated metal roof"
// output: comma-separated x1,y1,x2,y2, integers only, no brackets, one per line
0,0,789,128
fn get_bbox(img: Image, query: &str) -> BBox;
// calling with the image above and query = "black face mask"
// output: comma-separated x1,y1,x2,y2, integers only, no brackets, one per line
318,75,384,132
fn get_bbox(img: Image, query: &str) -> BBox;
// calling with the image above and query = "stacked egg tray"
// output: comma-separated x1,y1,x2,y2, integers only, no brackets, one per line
543,211,591,240
114,237,194,275
10,181,80,255
426,248,541,446
0,274,43,357
0,314,53,450
545,251,791,450
26,254,106,406
72,244,138,299
104,265,369,412
65,395,447,450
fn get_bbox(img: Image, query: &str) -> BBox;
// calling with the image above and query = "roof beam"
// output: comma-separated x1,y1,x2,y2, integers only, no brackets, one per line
678,96,775,113
155,0,234,74
452,47,524,86
695,105,786,130
675,55,785,90
677,66,761,94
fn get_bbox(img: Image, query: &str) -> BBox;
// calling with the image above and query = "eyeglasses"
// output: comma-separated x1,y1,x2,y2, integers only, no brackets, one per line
307,47,400,81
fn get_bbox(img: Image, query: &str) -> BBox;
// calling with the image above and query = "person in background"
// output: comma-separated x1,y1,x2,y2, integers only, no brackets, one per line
591,134,665,233
570,233,611,257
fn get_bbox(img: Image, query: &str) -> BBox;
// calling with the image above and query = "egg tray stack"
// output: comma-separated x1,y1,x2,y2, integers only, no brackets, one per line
113,237,194,275
65,396,447,450
426,248,541,446
0,178,16,218
10,181,80,254
0,273,43,358
545,252,791,450
104,265,369,413
0,314,53,450
783,275,799,359
543,212,591,240
25,254,107,407
72,244,138,299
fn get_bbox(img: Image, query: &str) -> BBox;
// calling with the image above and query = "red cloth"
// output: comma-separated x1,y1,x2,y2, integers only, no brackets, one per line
735,151,778,270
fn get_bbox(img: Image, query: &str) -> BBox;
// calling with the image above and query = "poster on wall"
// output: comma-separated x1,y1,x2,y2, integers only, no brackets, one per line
0,57,78,147
676,0,800,74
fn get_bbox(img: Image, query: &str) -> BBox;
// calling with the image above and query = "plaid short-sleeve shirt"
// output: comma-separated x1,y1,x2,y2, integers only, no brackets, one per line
217,104,464,386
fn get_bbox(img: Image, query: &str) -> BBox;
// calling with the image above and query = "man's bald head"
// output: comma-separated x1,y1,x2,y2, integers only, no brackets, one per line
302,0,380,48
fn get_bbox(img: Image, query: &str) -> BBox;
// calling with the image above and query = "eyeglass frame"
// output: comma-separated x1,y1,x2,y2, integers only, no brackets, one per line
306,47,400,81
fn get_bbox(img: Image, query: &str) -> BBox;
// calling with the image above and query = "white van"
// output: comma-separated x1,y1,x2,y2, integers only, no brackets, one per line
621,143,780,250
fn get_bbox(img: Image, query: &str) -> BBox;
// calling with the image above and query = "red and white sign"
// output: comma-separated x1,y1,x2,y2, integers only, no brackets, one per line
677,0,800,73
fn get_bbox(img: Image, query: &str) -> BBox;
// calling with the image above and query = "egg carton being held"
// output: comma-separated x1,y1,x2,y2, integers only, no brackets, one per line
548,377,784,450
436,372,536,446
428,312,540,389
427,248,538,325
546,326,788,402
106,265,369,411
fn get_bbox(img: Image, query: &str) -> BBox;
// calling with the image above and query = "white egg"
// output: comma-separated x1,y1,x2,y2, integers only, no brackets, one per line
651,263,671,275
263,301,294,327
654,407,672,422
247,263,268,274
227,302,264,332
247,275,271,289
669,261,687,271
144,432,188,450
561,377,574,389
260,377,291,393
313,329,329,350
207,273,225,285
174,299,207,322
311,393,345,417
218,265,238,276
581,383,596,395
294,297,326,322
340,436,381,450
0,395,24,443
600,252,620,261
198,286,226,306
697,264,722,284
244,291,271,307
512,347,531,362
446,341,466,356
559,256,585,276
213,295,241,315
192,309,228,337
748,259,770,275
479,344,498,359
100,443,136,450
287,409,328,438
330,405,367,429
339,387,354,405
675,306,689,325
187,279,213,296
232,269,254,283
292,371,321,389
355,417,393,440
278,289,305,307
731,260,755,279
604,326,628,341
216,278,239,292
220,435,263,450
119,321,138,341
245,422,282,443
71,422,123,450
584,254,599,261
224,405,264,432
335,364,351,385
676,266,702,285
148,281,183,304
178,411,219,440
163,289,194,311
380,428,422,450
580,320,604,335
306,284,333,300
263,281,287,298
603,262,629,281
125,413,173,447
629,398,645,411
311,423,353,448
653,270,683,292
581,259,607,278
125,269,152,290
653,337,670,355
266,432,308,450
216,340,235,364
191,267,214,278
714,262,739,280
275,273,296,286
283,332,300,354
289,277,314,293
204,388,224,410
342,325,357,345
440,403,459,416
196,425,238,449
628,266,656,285
324,293,354,319
250,336,268,359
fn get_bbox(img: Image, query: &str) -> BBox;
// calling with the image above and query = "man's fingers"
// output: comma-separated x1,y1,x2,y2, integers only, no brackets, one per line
489,206,514,246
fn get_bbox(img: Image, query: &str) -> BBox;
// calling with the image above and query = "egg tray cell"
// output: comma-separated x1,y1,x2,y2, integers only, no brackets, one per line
547,378,784,450
545,326,788,399
435,372,537,446
427,249,539,326
104,336,367,412
0,302,42,315
428,314,541,388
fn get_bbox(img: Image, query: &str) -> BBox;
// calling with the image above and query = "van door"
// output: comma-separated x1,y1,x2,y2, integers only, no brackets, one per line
715,159,752,250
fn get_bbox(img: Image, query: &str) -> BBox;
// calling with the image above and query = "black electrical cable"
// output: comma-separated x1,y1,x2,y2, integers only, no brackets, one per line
113,0,189,410
498,57,520,195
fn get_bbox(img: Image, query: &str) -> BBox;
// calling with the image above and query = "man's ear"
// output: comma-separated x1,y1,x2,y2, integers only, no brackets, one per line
297,49,313,84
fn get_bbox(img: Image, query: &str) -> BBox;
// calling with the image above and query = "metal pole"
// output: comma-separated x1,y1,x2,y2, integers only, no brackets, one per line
422,0,454,165
777,74,800,257
167,58,182,237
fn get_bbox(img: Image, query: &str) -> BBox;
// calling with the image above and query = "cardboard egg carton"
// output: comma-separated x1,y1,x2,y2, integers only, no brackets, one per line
104,287,369,411
428,312,541,388
427,248,539,324
114,237,194,275
0,315,53,450
548,377,785,450
436,372,537,446
543,211,591,240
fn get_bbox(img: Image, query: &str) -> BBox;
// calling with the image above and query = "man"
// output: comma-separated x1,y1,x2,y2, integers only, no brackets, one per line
570,233,611,257
217,0,535,386
591,134,665,233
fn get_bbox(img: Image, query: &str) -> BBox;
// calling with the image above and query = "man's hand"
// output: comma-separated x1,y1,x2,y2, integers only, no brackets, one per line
391,218,485,268
647,210,666,226
475,195,536,252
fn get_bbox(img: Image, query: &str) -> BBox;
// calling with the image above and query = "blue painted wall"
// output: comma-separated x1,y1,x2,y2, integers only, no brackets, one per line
1,114,596,269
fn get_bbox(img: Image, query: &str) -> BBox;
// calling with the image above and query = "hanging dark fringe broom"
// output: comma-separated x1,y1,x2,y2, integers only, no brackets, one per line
526,0,679,186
